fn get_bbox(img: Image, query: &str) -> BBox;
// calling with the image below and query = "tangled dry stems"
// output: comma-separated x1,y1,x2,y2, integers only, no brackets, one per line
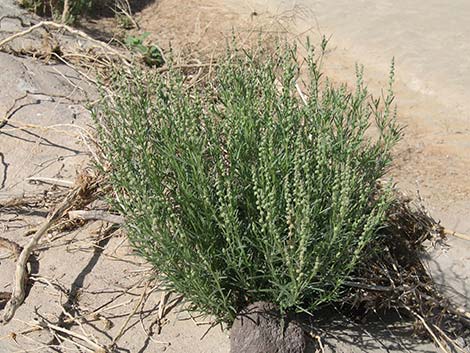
344,191,470,351
1,168,110,324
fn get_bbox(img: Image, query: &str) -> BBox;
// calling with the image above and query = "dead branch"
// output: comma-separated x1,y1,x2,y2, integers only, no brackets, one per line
37,318,109,352
61,0,70,24
151,290,170,335
404,305,452,353
114,0,140,30
444,228,470,241
26,176,74,188
111,280,150,346
158,291,168,323
68,210,124,225
295,82,308,106
315,334,325,353
1,186,81,324
343,280,406,292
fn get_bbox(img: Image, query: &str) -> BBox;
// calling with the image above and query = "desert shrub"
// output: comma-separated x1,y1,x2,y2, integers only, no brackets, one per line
95,42,401,323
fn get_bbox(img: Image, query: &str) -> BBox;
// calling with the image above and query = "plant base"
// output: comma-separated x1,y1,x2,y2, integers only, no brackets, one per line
230,302,307,353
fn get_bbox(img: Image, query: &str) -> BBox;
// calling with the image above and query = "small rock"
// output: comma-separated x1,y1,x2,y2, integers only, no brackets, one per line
230,301,307,353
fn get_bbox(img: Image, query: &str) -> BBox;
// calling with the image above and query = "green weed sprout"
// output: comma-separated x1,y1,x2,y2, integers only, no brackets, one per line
125,32,165,67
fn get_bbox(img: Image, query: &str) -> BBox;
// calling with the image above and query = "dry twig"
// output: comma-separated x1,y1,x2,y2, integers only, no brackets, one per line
1,186,80,324
36,318,108,352
1,170,105,324
444,228,470,241
61,0,70,24
26,177,74,188
111,280,150,347
404,306,451,353
68,210,124,224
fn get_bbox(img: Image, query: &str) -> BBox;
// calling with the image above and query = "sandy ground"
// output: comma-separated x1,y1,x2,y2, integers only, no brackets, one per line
0,0,469,352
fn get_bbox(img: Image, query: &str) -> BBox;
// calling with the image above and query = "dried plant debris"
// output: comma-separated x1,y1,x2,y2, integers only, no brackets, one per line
0,168,112,324
343,190,470,350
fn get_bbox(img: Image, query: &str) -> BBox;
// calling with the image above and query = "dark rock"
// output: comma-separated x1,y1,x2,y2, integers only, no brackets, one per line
230,301,307,353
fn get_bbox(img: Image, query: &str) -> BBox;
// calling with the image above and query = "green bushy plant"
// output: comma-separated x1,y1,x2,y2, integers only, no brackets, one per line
95,42,401,323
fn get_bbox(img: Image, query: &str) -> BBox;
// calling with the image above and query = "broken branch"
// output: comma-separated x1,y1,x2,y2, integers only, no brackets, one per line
1,186,80,324
68,210,124,224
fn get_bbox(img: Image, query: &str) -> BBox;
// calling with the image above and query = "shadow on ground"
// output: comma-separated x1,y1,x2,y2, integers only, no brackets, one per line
423,237,470,311
302,307,440,353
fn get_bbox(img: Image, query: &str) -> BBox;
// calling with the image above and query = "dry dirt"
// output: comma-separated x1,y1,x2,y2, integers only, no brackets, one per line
0,0,469,352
